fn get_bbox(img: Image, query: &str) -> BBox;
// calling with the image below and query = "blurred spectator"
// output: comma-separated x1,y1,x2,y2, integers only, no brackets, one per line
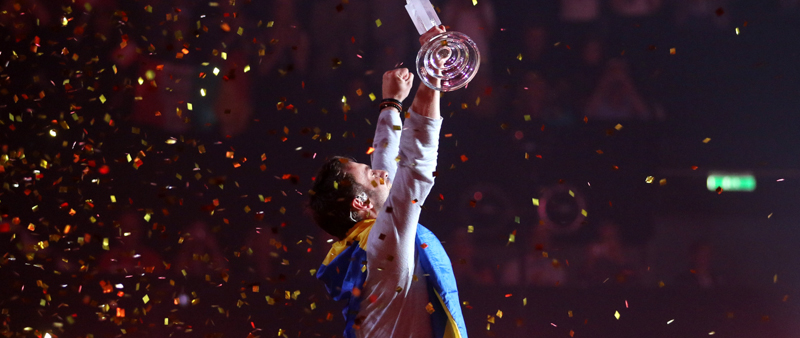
560,0,601,23
442,0,497,116
130,59,194,133
563,36,606,115
500,224,567,287
0,0,54,41
442,0,496,68
212,51,255,137
97,212,164,275
458,183,517,240
522,26,550,68
370,1,414,76
243,226,282,281
512,72,569,124
256,0,310,77
780,0,800,10
585,58,650,120
174,221,227,277
610,0,663,17
308,0,369,89
448,229,496,286
675,0,730,29
675,240,724,289
582,221,638,285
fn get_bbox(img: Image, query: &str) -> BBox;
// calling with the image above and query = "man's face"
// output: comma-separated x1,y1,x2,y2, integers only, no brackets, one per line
344,162,391,211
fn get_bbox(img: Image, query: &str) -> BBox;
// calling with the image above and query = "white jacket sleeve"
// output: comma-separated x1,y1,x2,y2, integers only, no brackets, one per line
370,108,403,181
367,110,442,278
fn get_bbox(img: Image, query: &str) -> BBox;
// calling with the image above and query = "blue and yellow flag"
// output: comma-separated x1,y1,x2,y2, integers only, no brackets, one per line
316,220,468,338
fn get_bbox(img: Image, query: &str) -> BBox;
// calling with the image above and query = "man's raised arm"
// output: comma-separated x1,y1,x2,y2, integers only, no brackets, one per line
371,68,414,180
409,25,446,120
367,26,447,274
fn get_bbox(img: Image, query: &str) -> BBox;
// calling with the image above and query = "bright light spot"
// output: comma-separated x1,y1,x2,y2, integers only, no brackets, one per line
49,129,56,137
200,88,206,97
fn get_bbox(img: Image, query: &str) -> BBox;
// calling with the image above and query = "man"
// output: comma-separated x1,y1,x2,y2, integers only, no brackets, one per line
309,26,468,338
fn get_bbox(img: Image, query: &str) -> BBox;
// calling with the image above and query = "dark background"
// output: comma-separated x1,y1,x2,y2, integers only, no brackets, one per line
1,0,799,337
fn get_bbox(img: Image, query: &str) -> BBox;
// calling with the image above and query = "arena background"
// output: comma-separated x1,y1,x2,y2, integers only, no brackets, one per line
1,0,800,337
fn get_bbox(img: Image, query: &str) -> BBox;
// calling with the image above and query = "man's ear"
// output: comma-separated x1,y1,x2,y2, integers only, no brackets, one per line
350,193,371,211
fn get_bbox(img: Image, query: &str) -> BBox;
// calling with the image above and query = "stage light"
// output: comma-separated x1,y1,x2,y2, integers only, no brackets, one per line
706,173,756,192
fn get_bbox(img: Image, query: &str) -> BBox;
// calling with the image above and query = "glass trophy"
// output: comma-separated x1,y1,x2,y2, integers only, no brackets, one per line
406,0,480,92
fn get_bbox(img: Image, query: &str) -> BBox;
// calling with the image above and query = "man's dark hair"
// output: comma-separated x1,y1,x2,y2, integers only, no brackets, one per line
308,156,364,240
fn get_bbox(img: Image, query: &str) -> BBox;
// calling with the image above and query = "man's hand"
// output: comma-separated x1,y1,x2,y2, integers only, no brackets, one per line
382,68,414,102
419,25,446,47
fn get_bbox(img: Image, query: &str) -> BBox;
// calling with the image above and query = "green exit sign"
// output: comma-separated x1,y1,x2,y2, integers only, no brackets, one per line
706,174,756,192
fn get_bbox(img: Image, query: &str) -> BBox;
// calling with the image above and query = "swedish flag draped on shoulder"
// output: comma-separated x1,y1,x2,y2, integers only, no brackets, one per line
316,219,468,338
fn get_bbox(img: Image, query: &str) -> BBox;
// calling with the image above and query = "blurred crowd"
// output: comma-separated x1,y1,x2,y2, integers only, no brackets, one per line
2,0,793,289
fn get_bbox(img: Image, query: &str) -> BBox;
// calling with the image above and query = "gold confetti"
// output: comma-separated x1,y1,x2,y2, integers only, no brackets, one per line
703,138,711,143
614,124,623,130
670,48,676,55
375,19,382,27
614,311,620,320
646,176,654,183
532,198,539,206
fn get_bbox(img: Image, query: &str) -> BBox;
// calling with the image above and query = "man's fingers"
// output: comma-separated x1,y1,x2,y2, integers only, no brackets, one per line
420,25,446,46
